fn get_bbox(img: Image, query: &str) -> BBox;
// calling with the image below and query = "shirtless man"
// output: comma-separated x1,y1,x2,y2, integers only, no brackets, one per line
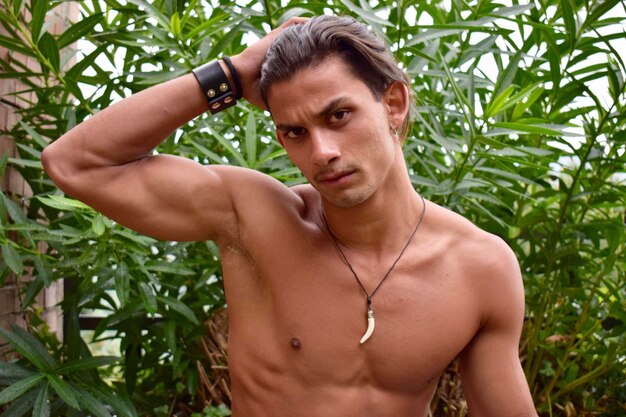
42,15,537,417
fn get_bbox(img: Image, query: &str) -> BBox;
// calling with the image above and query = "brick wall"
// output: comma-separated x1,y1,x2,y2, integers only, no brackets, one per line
1,2,79,349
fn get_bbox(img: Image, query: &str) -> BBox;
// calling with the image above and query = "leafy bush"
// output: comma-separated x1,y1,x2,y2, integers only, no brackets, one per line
1,0,624,415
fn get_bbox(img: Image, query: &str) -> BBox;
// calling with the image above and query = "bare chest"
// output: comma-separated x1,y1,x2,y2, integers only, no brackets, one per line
222,236,481,393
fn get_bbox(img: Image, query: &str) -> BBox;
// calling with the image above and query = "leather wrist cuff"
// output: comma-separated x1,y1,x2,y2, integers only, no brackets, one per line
192,60,236,114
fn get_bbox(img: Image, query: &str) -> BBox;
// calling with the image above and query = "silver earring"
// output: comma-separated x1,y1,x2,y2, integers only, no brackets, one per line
390,126,399,136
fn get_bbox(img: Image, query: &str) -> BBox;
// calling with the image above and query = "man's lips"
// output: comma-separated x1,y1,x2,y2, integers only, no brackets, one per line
316,170,355,183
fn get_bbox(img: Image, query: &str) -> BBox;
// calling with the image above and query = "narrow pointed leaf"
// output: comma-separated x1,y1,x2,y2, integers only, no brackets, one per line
46,375,79,410
157,296,200,324
73,387,111,417
485,85,515,118
245,111,257,168
138,282,157,314
115,263,130,307
88,386,137,417
36,195,92,212
0,155,7,178
561,0,577,51
55,356,120,373
21,276,45,309
0,35,36,57
31,0,49,42
57,13,104,49
0,327,57,371
1,245,23,275
0,387,38,417
0,362,35,382
493,122,563,135
339,0,392,27
19,121,49,149
37,33,59,73
0,374,43,405
32,381,50,417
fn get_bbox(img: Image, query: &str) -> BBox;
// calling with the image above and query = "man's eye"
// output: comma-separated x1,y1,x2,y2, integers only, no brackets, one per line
286,127,305,139
329,110,350,123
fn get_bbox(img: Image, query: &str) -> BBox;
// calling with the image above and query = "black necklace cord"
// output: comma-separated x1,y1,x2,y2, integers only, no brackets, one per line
323,194,427,308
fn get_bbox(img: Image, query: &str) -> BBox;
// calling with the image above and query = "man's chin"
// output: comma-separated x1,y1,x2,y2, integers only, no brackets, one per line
319,189,372,209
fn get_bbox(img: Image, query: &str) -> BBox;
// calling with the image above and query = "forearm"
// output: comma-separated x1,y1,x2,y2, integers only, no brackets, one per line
42,72,208,175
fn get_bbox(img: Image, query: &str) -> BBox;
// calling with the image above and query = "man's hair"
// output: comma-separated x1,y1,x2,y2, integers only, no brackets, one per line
260,15,413,140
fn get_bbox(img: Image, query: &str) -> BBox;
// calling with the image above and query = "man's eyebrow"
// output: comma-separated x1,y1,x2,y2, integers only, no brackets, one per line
316,96,350,118
275,97,350,131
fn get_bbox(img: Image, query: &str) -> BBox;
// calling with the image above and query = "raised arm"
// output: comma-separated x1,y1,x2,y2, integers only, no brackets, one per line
41,18,306,242
459,236,538,417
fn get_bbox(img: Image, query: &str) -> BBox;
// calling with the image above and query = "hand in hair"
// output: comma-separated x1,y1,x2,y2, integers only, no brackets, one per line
230,17,308,109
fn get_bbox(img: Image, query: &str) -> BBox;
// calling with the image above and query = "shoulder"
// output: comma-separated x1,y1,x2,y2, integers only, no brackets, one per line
215,166,322,239
426,202,524,326
214,165,308,212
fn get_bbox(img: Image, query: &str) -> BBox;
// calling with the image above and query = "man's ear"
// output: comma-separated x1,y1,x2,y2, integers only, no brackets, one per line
383,81,409,130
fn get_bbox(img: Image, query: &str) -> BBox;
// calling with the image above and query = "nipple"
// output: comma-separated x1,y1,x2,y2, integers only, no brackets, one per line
290,337,302,350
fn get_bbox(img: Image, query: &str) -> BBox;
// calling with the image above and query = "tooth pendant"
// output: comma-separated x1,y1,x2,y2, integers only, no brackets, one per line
359,308,375,344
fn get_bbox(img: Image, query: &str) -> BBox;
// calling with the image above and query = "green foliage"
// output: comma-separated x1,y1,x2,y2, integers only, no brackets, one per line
0,325,133,417
0,0,624,415
191,404,231,417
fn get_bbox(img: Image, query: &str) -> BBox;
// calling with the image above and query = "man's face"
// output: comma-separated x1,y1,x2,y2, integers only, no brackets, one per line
267,55,401,208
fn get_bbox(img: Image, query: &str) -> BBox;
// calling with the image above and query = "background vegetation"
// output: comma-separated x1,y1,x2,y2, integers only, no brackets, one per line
1,0,624,416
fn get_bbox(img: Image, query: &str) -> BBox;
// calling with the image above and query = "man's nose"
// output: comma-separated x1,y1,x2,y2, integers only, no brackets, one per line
310,131,340,166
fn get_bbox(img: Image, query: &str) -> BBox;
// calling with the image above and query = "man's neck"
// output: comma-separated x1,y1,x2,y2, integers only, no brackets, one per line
320,169,423,253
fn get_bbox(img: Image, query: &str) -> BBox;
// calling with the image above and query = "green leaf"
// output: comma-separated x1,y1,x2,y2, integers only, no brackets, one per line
0,71,41,79
0,155,8,178
65,45,107,81
0,194,28,224
158,296,200,325
33,256,51,286
512,86,544,120
0,327,57,372
36,195,92,212
485,85,515,118
1,245,23,275
31,381,50,417
0,386,38,417
0,35,36,57
561,0,577,51
0,362,35,382
245,111,258,168
37,33,59,73
492,122,563,136
145,260,195,276
475,166,538,185
492,50,521,100
74,387,111,417
30,0,49,43
7,158,42,169
46,375,79,410
211,129,248,167
115,263,130,307
57,13,104,49
19,121,49,150
138,282,157,314
88,386,137,417
170,13,181,38
12,0,27,16
91,214,106,236
339,0,392,27
21,276,45,310
55,356,120,373
0,374,44,405
0,265,9,288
